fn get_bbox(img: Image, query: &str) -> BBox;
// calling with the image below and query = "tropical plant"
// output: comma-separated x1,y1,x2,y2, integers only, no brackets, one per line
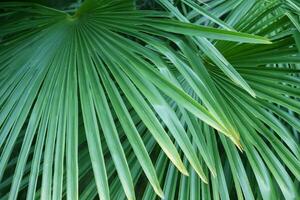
0,0,299,199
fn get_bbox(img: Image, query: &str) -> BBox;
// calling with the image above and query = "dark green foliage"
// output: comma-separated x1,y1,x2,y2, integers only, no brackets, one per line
0,0,299,199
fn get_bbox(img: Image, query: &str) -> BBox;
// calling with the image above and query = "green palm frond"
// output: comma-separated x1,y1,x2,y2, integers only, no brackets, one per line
0,0,299,199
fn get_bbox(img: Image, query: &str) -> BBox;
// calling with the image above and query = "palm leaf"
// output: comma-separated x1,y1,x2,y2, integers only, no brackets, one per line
0,0,299,199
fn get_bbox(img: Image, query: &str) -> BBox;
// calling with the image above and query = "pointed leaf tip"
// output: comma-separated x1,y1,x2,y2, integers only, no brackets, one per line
156,188,165,198
180,164,189,176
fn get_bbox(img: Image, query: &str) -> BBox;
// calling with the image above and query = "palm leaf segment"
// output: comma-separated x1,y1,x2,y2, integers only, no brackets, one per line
0,0,299,199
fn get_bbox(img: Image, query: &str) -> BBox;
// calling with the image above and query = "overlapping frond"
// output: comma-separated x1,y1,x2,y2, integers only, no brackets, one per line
0,0,299,199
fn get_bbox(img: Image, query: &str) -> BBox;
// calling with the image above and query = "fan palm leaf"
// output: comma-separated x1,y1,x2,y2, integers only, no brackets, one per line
0,0,299,199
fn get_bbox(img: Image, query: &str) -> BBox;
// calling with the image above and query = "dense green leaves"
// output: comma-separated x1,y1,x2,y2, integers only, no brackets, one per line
0,0,299,199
